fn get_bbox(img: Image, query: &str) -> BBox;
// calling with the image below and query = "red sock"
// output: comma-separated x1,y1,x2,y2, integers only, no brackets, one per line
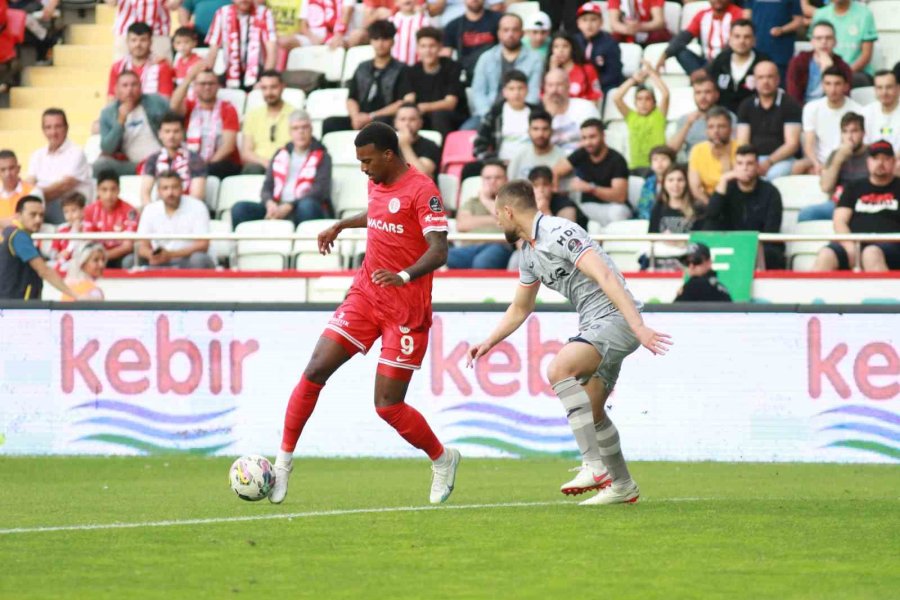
280,375,324,452
376,403,445,460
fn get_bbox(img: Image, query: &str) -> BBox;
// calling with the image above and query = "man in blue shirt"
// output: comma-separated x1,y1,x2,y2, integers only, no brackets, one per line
744,0,804,80
0,196,80,300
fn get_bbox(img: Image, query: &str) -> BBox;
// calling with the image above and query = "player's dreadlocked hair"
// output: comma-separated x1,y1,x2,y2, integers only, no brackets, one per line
354,121,401,156
496,180,537,211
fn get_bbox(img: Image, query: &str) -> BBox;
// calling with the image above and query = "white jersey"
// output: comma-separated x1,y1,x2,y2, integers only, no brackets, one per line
519,214,642,330
391,11,430,66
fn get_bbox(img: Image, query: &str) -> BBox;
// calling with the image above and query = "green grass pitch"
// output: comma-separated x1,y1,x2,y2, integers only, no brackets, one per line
1,457,897,599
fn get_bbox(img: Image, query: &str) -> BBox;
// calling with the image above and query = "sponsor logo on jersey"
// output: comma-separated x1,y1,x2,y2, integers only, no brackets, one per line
388,197,401,213
399,325,410,334
423,213,449,223
855,193,898,213
330,310,350,328
429,196,443,213
368,218,405,234
567,238,583,254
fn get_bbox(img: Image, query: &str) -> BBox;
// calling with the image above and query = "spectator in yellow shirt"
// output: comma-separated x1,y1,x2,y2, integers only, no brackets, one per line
0,150,43,228
688,107,738,205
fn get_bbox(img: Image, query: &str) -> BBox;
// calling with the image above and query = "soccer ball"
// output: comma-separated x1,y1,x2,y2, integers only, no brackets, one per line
229,455,276,501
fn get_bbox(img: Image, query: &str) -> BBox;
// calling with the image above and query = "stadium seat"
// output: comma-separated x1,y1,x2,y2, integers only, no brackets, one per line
787,220,833,271
331,165,370,216
506,1,540,21
603,86,635,121
459,176,482,207
663,1,682,36
438,173,460,213
234,220,295,270
342,45,375,84
667,87,696,121
84,134,101,166
440,130,477,179
602,219,650,272
286,45,346,83
118,175,143,207
204,175,221,214
38,223,55,258
217,175,265,217
772,175,830,233
869,2,900,32
322,131,362,166
419,129,443,147
604,120,629,158
680,1,710,29
850,86,876,107
627,176,646,211
293,219,344,270
208,219,234,266
620,43,643,78
245,88,306,113
217,89,247,116
306,88,350,121
595,1,612,32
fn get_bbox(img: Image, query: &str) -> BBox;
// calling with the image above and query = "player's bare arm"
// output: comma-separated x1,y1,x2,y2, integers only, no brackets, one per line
318,210,368,254
576,251,673,355
466,282,539,367
372,230,449,287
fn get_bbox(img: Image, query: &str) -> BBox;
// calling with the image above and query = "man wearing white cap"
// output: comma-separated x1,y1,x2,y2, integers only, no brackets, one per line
524,11,552,60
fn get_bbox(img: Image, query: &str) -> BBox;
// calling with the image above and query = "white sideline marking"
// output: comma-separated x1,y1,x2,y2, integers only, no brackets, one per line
0,498,709,536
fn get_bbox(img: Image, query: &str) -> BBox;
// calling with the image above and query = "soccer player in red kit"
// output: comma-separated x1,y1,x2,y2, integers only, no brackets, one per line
269,122,461,505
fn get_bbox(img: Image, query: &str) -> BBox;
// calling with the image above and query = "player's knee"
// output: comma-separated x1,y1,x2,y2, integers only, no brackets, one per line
302,360,333,384
546,359,578,386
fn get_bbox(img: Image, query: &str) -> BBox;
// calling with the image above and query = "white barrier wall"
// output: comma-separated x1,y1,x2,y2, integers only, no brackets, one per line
0,309,897,463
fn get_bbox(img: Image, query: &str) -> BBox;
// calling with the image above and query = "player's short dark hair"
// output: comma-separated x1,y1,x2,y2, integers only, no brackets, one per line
96,169,120,187
528,109,552,126
173,26,199,42
823,65,847,82
481,158,507,174
580,118,604,133
160,112,185,128
731,18,754,33
16,195,43,214
354,121,400,155
61,192,87,209
0,149,16,161
706,106,732,124
42,108,68,128
157,170,183,184
841,111,865,131
736,144,758,159
496,180,537,211
416,26,442,44
527,166,553,183
368,19,396,40
127,22,153,37
258,69,283,83
502,69,528,88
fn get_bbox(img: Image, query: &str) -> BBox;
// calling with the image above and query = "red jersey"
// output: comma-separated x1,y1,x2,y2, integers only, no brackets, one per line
686,5,744,61
173,52,202,85
107,57,175,97
352,166,448,329
608,0,671,44
82,199,139,250
568,63,602,101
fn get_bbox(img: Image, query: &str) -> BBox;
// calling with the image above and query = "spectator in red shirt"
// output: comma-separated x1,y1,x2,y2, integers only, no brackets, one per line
546,32,602,102
83,170,139,268
50,193,87,277
0,0,19,95
608,0,672,46
107,22,175,101
171,26,202,88
657,0,743,76
171,65,242,179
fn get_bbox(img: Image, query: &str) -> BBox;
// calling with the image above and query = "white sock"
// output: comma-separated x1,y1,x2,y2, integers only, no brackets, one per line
433,449,450,466
275,449,293,466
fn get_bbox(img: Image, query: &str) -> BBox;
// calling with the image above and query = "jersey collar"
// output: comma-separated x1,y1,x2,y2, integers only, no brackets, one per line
529,213,542,246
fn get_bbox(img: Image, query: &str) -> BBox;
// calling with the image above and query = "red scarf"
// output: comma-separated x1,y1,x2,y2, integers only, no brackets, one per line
225,5,265,89
115,56,162,95
186,100,222,162
271,146,323,201
155,147,192,193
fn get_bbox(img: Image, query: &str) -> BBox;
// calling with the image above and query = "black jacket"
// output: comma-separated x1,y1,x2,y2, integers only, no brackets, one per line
675,270,733,302
707,178,782,234
705,49,770,114
473,102,541,160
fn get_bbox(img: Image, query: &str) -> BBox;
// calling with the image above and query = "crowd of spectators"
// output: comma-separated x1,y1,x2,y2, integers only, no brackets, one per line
1,0,899,300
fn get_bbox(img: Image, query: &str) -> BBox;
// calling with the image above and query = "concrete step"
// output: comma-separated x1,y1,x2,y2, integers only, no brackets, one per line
25,66,109,89
0,108,99,130
95,3,117,26
53,44,114,67
11,86,107,116
68,23,114,46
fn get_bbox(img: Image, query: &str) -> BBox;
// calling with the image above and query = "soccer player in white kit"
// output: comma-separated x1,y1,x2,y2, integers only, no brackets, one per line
467,180,671,505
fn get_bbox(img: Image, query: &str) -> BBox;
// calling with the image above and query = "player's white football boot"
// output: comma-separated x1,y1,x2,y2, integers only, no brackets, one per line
579,479,640,506
560,463,611,496
268,460,293,504
429,447,461,504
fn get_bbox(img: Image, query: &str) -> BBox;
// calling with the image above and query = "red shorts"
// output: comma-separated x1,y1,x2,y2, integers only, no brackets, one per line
322,294,429,382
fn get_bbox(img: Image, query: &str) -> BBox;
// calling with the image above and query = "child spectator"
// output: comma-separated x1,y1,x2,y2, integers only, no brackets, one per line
546,32,602,102
523,11,551,61
108,22,175,100
635,145,675,220
51,193,86,277
612,60,669,171
83,170,139,268
573,2,624,93
61,243,106,301
391,0,430,65
172,26,202,88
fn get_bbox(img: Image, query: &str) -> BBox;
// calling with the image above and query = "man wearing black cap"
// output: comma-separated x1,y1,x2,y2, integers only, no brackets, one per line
813,139,900,271
674,243,733,302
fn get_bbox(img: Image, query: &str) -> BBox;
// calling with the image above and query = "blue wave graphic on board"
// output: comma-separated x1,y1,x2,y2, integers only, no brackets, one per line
815,404,899,462
70,399,235,455
442,402,575,457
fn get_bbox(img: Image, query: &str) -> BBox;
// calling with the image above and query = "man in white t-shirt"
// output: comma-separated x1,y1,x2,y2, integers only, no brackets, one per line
507,110,568,181
127,171,214,269
542,68,600,154
861,69,900,171
795,66,859,175
25,109,92,225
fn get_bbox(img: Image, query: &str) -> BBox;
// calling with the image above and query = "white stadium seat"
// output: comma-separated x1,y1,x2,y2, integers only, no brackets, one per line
602,219,650,272
84,134,101,165
234,220,295,270
217,175,265,217
603,120,629,158
602,86,635,121
342,45,375,84
207,219,233,265
245,88,305,113
286,45,346,83
118,175,142,207
322,130,362,166
663,1,682,36
869,2,900,32
438,173,460,213
459,176,481,206
619,43,643,78
506,1,540,21
680,1,710,30
787,220,833,271
772,175,830,233
306,88,350,121
627,176,646,211
419,129,443,147
850,86,875,107
217,88,247,116
293,219,344,270
331,165,370,216
204,175,221,214
667,86,696,121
